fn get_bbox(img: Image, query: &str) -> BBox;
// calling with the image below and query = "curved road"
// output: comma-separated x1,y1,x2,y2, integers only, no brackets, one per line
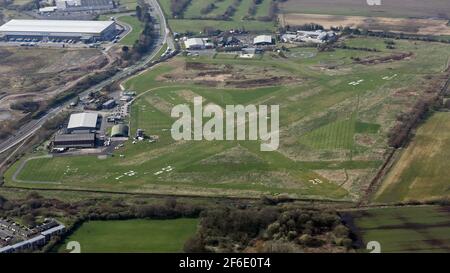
0,0,174,155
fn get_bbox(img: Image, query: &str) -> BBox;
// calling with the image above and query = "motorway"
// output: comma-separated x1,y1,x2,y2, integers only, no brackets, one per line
0,0,175,155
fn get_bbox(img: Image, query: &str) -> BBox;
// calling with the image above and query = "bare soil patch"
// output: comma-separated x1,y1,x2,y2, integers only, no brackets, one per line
282,13,450,35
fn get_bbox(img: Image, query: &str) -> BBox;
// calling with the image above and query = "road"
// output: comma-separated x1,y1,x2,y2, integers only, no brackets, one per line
0,0,174,155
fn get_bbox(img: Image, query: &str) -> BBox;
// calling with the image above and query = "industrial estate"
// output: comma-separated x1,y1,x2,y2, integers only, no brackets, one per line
0,0,449,256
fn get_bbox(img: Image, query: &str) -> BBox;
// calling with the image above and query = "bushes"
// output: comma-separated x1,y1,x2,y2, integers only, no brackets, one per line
388,97,438,148
124,2,158,63
200,3,216,15
186,206,354,253
10,100,40,113
171,0,191,18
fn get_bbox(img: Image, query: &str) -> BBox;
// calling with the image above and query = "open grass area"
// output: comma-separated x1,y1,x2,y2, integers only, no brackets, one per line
158,0,276,33
5,37,450,201
56,218,198,253
98,13,143,46
350,206,450,253
167,18,275,33
119,0,139,10
117,15,143,46
375,112,450,203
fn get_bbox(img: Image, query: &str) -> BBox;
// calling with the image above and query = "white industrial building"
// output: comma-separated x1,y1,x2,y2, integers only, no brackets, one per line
0,19,117,42
67,112,99,131
38,6,58,13
56,0,115,11
253,35,273,45
281,30,336,44
184,37,214,50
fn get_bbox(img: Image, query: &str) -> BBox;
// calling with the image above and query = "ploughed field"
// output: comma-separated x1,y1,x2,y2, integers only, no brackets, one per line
279,0,450,18
6,37,450,201
349,206,450,253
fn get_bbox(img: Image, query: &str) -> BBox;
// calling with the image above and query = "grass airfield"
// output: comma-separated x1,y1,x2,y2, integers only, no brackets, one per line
5,37,450,201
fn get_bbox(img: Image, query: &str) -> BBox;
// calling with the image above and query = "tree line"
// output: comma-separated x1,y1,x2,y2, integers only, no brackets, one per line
121,3,158,64
184,204,354,253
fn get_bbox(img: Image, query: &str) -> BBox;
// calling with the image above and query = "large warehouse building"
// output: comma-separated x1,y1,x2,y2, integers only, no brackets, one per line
0,19,117,42
53,133,96,149
67,112,99,132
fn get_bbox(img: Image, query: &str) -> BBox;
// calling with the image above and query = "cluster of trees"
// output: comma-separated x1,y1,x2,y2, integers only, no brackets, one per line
338,26,450,44
200,3,216,15
337,44,380,52
195,0,241,20
283,23,324,32
121,4,157,63
387,73,450,149
245,0,278,22
170,0,191,18
388,96,440,148
0,193,203,242
246,0,265,18
384,40,396,49
10,100,41,113
184,205,354,253
258,0,278,22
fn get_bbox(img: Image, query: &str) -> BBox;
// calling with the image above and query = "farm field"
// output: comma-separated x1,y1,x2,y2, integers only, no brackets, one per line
374,112,450,203
279,0,450,19
350,206,450,253
56,218,198,253
5,37,450,201
281,13,450,36
159,0,276,33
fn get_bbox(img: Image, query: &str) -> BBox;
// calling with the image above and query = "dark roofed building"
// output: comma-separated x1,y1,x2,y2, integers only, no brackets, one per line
53,133,96,148
217,36,240,47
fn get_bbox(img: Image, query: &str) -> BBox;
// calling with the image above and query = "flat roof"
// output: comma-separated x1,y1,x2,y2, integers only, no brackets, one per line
185,38,204,48
41,224,65,236
0,20,115,34
54,133,95,142
254,35,273,44
67,112,99,129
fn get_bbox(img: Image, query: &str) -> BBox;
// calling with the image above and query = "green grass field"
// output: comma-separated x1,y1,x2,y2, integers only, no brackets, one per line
56,218,198,253
351,206,450,253
375,112,450,203
98,13,143,46
117,15,143,46
119,0,139,11
159,0,276,33
168,18,275,33
5,37,450,201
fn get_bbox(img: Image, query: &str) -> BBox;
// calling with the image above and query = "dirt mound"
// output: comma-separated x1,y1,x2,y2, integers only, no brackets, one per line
226,76,297,88
354,52,413,65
